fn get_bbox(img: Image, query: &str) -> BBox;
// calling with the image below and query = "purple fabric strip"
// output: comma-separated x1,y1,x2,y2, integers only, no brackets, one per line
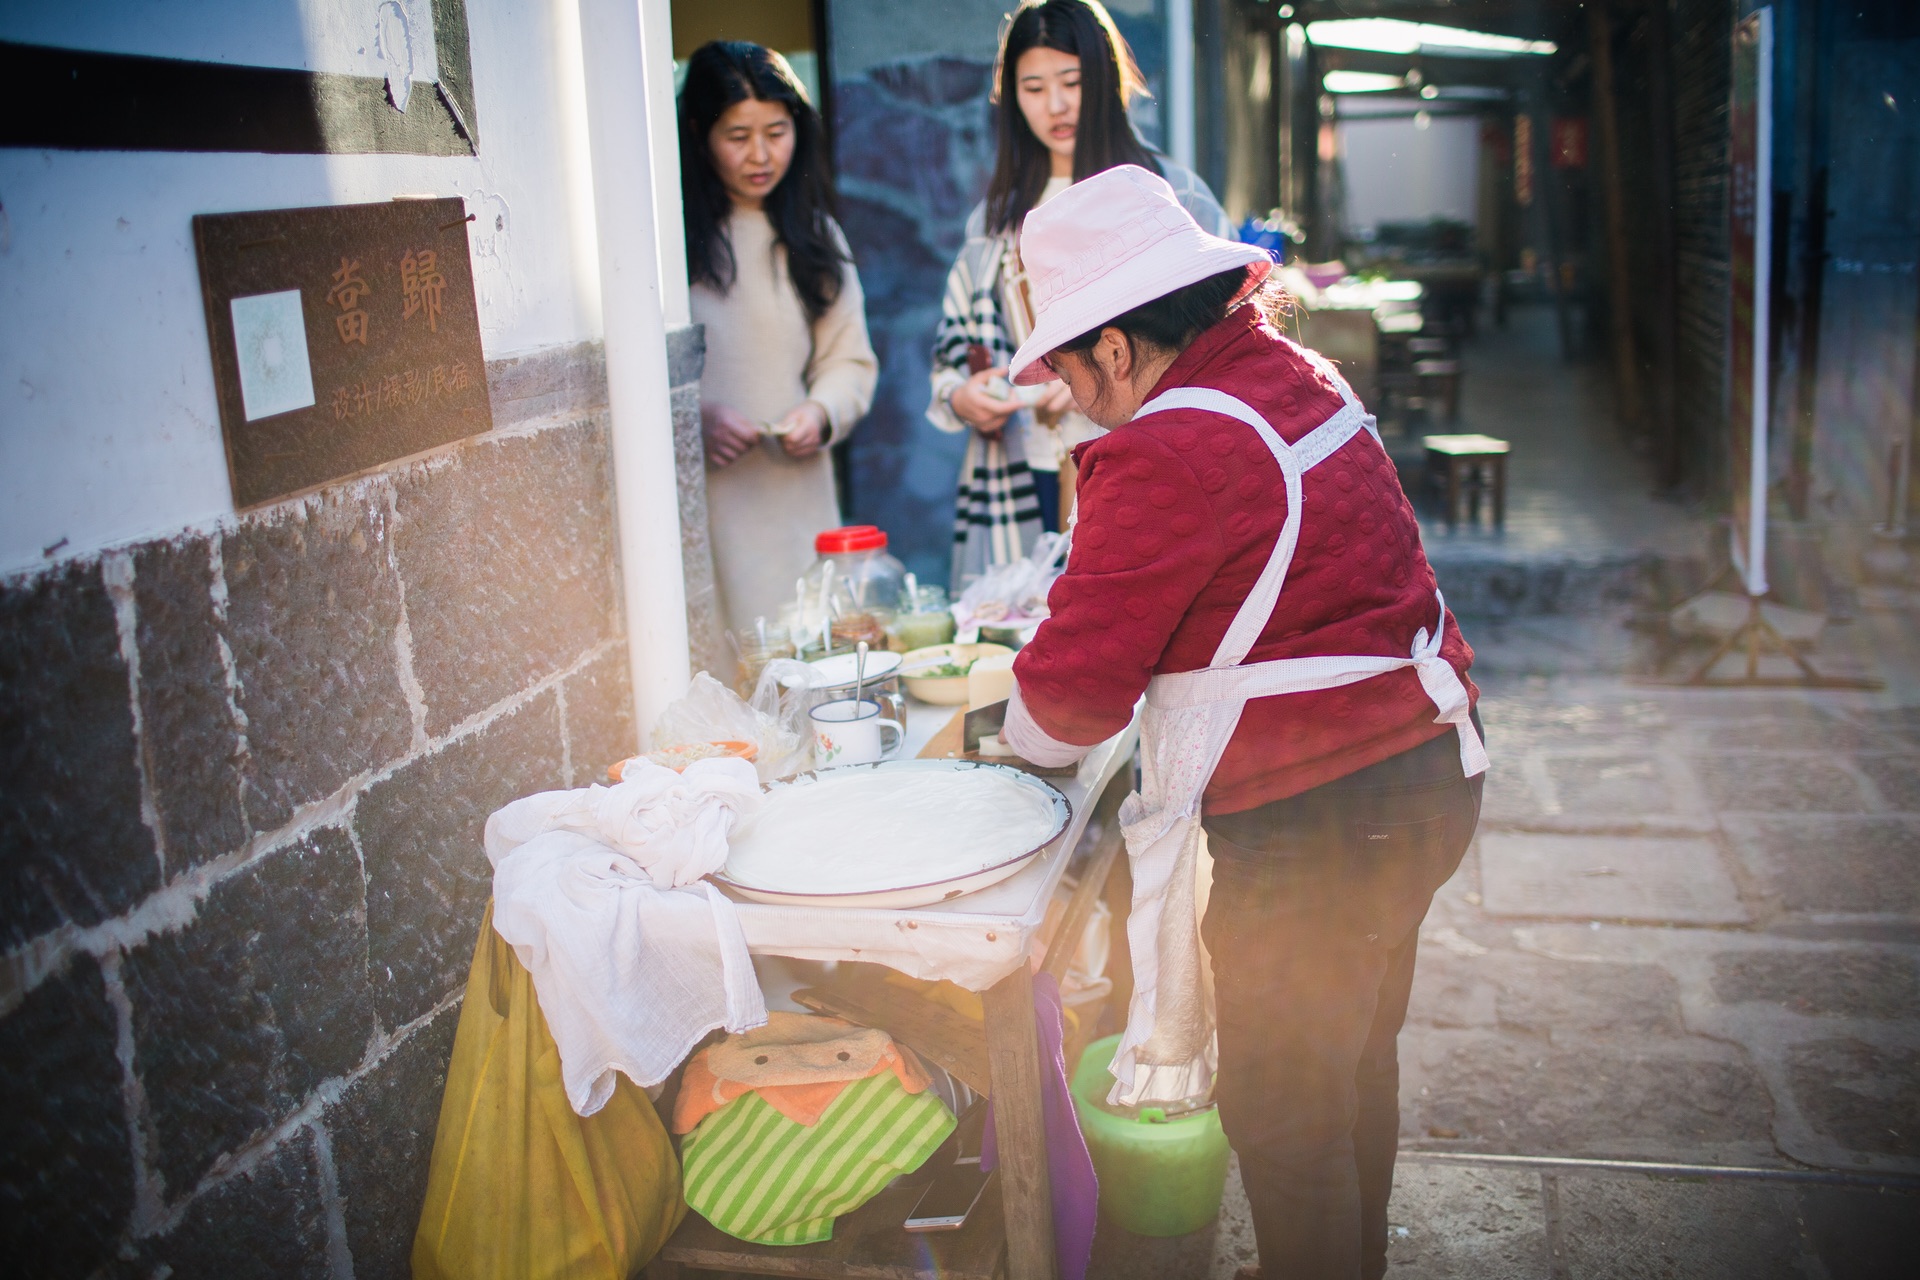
982,970,1099,1280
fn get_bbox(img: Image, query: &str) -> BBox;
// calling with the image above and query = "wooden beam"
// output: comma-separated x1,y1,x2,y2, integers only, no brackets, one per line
1645,0,1683,491
982,964,1057,1280
1588,0,1643,430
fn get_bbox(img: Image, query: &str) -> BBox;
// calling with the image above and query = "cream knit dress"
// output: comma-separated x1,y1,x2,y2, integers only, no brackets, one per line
693,210,878,633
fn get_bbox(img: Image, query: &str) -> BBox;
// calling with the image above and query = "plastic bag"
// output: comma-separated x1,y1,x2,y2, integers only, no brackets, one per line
746,659,817,779
413,904,685,1280
652,671,807,782
956,530,1071,630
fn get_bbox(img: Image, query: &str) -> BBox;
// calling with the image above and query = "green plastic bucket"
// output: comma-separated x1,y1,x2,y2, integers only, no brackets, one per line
1069,1034,1231,1237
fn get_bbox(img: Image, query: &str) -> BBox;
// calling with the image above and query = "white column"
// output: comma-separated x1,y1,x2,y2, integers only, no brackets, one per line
641,0,692,327
1167,0,1196,172
577,0,690,745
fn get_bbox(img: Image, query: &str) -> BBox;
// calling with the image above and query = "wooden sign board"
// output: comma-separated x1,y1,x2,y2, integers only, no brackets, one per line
193,197,492,509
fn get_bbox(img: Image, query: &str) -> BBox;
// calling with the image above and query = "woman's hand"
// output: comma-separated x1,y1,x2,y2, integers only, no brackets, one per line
702,402,761,468
776,401,831,459
949,367,1025,437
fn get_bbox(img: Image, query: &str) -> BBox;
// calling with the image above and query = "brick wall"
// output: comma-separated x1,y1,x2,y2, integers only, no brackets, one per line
0,330,706,1278
1670,0,1734,498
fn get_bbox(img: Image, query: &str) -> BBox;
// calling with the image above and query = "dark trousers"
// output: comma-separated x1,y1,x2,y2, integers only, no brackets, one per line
1201,723,1483,1280
1032,467,1061,533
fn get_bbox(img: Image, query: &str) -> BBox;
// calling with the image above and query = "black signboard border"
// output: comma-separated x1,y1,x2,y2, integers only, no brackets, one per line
0,0,478,156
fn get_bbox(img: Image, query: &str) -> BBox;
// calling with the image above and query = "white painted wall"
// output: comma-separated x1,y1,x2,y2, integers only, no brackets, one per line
0,1,685,576
0,0,433,77
1337,113,1480,236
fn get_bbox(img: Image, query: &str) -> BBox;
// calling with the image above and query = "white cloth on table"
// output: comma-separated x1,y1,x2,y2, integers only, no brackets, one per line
484,757,770,1115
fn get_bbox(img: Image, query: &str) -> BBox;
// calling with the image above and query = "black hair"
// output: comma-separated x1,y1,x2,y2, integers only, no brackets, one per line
678,41,846,320
1054,267,1283,361
984,1,1162,235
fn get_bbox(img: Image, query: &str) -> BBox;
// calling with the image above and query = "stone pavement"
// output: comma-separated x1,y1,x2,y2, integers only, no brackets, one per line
1082,305,1920,1277
1089,603,1920,1279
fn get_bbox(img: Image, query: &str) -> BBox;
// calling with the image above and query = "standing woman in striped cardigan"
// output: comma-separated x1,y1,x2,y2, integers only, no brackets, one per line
927,0,1231,588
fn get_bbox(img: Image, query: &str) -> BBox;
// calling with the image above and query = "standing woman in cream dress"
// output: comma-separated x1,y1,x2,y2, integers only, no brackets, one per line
680,42,878,631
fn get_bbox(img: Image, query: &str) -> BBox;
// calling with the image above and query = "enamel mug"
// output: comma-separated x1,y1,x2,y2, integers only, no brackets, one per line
809,697,904,768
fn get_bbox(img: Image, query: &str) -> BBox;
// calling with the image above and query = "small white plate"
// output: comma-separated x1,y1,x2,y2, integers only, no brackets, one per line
782,649,904,691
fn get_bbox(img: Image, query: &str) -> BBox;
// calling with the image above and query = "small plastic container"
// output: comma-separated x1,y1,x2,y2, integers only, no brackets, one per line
813,526,908,616
1069,1035,1230,1237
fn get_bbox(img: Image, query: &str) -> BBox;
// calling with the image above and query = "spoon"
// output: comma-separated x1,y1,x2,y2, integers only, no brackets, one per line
854,640,869,713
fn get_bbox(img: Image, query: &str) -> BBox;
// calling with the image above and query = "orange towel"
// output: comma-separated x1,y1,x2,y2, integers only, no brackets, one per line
672,1012,931,1133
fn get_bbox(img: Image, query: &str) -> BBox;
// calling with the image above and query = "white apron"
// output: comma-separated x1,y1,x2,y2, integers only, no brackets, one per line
1108,366,1491,1108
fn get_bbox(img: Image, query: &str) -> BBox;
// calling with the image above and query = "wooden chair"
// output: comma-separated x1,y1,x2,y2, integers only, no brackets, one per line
1412,358,1462,421
1423,434,1510,527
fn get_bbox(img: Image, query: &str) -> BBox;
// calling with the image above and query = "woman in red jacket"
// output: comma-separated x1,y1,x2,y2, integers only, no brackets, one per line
999,165,1487,1280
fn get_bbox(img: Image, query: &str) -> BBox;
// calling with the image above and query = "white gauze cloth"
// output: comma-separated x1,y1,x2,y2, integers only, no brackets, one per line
485,757,770,1115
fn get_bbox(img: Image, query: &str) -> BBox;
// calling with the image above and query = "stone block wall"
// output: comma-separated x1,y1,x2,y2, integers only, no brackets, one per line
0,331,705,1278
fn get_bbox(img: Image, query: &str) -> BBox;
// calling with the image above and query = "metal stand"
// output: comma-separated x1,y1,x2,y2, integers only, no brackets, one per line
1678,590,1880,689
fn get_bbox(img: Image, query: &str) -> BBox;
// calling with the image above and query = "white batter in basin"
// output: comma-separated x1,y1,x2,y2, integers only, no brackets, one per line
712,758,1071,909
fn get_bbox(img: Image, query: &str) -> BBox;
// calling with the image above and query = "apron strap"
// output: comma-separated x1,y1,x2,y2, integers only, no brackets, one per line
1146,591,1491,777
1296,346,1385,448
1133,386,1367,669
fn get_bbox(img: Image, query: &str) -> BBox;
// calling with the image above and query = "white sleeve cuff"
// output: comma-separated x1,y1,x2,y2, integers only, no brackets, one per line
1003,683,1092,768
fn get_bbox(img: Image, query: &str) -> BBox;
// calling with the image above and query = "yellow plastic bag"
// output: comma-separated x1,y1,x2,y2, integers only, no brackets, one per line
413,903,686,1280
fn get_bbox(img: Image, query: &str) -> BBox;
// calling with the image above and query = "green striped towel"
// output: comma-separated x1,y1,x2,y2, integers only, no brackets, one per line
680,1071,956,1245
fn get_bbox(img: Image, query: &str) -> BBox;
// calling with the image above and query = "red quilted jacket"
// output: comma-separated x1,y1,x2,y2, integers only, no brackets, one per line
1012,304,1478,814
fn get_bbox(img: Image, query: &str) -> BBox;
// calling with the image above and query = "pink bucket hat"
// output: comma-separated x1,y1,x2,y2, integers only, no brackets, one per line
1008,164,1272,385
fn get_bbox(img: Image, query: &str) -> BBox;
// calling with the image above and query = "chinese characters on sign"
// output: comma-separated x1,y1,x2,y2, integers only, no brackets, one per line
400,249,448,332
331,361,475,419
1513,115,1535,207
1549,117,1588,170
194,197,492,509
326,257,372,345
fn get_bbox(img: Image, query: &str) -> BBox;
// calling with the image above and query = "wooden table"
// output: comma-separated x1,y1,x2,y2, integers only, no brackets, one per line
646,708,1139,1280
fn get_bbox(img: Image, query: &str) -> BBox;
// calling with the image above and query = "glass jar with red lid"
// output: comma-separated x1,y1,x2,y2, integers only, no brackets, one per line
811,526,907,644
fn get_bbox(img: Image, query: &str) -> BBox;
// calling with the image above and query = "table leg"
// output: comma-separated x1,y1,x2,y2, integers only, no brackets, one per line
983,964,1058,1280
1444,457,1462,526
1492,455,1507,527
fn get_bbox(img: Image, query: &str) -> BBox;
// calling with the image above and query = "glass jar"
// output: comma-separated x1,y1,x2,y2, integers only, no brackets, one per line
812,526,908,618
733,621,792,696
891,583,956,651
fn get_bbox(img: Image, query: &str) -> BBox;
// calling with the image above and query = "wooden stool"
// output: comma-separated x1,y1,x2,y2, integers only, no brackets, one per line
1423,434,1510,527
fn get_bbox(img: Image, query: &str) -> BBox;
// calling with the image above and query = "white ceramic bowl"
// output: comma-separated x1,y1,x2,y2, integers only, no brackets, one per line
898,642,1013,705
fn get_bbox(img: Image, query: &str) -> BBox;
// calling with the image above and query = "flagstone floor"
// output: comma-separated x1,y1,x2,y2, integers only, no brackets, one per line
1086,308,1920,1278
1088,602,1920,1279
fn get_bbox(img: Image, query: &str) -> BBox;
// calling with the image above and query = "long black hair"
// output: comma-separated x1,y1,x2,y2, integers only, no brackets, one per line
679,41,846,320
984,1,1162,235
